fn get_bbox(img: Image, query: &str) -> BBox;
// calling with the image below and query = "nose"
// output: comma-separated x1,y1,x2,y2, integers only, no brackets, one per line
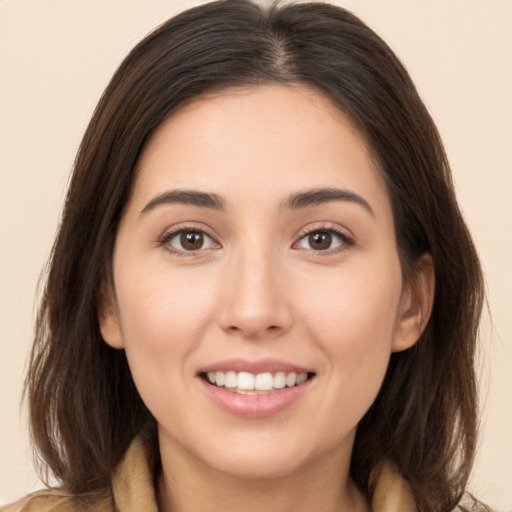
216,245,293,340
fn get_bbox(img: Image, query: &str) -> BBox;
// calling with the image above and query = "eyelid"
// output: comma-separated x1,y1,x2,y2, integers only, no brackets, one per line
159,224,221,256
292,223,354,254
157,222,353,256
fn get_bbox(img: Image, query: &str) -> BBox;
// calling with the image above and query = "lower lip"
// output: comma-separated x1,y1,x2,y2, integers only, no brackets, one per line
198,377,313,419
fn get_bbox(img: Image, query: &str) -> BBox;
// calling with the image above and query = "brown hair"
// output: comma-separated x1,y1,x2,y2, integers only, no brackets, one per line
26,1,485,510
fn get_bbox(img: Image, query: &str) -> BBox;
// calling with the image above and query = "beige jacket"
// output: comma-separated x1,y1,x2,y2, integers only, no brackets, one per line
1,439,479,511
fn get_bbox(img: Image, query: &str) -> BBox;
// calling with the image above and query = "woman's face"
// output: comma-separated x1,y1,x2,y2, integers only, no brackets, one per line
100,85,425,481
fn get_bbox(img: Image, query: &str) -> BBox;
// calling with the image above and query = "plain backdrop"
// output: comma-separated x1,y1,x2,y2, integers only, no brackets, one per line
1,0,511,509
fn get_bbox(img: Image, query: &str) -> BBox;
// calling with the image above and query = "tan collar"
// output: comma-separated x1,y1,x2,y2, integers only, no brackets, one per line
111,438,416,512
370,462,416,511
111,438,159,512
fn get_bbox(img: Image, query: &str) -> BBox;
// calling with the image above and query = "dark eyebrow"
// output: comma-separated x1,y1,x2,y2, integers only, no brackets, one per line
283,188,374,216
140,189,225,215
140,187,373,216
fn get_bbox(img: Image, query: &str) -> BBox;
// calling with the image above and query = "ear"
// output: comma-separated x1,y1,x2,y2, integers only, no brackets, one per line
97,280,125,349
392,253,435,353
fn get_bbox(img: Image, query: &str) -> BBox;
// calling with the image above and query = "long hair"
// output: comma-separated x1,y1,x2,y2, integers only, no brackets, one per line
26,1,484,510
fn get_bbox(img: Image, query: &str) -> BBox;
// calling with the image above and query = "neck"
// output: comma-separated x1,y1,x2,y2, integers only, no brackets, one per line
157,436,370,512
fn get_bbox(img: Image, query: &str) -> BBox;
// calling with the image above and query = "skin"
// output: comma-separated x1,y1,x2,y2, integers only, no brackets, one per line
99,85,433,512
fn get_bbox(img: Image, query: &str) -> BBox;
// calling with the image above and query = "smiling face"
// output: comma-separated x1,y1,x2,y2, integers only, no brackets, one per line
99,85,430,484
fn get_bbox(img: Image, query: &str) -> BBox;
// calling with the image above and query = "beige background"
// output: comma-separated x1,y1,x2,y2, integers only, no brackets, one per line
1,0,511,508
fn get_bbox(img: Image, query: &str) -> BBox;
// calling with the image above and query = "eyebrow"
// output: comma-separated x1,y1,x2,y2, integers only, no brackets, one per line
141,190,225,215
140,187,374,216
283,188,374,216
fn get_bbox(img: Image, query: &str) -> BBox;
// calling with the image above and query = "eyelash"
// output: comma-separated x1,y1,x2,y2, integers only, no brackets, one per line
292,224,354,255
158,224,354,257
158,224,219,257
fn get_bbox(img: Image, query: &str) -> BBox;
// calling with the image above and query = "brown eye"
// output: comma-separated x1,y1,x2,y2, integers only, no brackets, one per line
180,231,204,250
295,229,349,252
308,232,332,250
166,229,216,253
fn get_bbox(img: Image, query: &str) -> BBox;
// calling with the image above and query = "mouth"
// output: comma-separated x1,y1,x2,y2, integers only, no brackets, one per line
200,370,316,395
197,359,316,418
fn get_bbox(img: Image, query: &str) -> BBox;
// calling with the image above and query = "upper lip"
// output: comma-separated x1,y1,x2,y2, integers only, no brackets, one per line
199,358,313,375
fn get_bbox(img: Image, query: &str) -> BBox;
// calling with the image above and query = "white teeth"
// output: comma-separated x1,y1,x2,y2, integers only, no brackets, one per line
225,371,237,388
205,370,310,393
296,373,307,385
215,371,225,387
255,372,273,391
285,372,297,387
237,372,255,390
273,371,286,389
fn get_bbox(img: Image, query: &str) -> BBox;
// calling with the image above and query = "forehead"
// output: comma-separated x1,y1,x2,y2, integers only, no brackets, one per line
130,84,390,217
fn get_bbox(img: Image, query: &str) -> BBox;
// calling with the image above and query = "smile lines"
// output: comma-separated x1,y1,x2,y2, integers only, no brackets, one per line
205,370,310,395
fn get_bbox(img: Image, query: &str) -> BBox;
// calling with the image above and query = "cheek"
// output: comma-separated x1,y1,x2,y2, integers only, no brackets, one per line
295,256,403,401
117,266,218,347
300,261,402,346
114,266,219,409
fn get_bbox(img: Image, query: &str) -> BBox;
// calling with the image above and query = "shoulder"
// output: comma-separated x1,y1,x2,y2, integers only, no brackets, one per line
2,436,157,512
370,461,493,512
1,489,112,512
455,493,494,512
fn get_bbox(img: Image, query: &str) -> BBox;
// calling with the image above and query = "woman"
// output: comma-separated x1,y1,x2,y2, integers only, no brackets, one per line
3,0,488,510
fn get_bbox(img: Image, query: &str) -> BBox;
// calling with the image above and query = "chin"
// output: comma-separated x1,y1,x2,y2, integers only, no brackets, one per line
206,448,309,481
197,425,344,482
